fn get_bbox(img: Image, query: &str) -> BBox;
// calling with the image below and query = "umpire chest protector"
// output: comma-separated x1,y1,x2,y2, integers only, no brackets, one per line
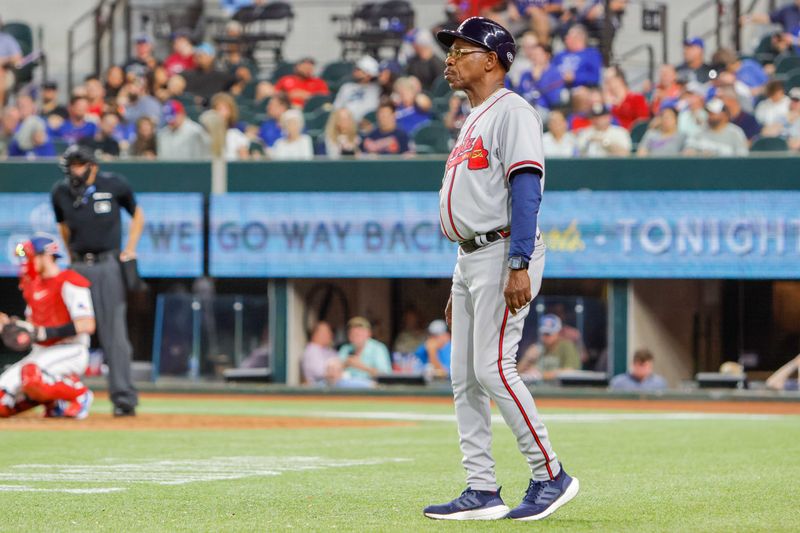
51,172,138,256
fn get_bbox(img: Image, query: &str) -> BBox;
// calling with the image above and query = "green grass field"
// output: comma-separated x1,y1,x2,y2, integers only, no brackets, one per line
1,395,798,532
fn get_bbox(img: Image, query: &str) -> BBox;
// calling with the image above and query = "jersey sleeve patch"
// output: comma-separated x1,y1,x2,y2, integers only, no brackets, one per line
61,282,95,319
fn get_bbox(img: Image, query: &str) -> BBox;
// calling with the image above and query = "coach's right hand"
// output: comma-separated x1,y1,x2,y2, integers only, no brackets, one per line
445,294,452,328
0,313,9,328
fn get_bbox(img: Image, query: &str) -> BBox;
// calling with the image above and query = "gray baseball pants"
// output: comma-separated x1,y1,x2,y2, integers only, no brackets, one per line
450,239,559,490
73,255,138,409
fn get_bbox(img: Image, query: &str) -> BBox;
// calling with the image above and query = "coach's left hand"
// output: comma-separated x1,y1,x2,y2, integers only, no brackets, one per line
504,269,531,316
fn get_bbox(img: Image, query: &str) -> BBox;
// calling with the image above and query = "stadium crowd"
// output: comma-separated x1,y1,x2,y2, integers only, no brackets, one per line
1,0,800,160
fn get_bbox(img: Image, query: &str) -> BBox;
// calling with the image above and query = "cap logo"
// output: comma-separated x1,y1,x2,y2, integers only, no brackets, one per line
506,52,514,63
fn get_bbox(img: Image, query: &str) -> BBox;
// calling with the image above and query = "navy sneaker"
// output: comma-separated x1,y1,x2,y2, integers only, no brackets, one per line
507,465,580,521
424,487,510,520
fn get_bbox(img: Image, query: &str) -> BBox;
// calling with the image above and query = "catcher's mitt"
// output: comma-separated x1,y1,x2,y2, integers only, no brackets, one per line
1,318,35,352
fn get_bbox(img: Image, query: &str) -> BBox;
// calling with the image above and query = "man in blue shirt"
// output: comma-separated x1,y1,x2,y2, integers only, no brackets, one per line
49,96,97,145
744,0,800,34
414,319,452,378
361,101,412,155
258,93,290,147
609,349,668,391
515,43,564,109
551,25,602,88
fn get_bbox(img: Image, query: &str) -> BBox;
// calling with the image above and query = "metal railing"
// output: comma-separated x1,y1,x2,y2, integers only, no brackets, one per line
614,43,655,88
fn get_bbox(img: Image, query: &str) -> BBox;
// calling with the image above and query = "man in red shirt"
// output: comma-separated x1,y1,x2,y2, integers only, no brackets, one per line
605,68,650,130
164,31,196,76
274,57,330,108
0,236,95,419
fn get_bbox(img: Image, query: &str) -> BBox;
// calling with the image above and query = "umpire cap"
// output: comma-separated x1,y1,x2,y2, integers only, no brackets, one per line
437,17,517,70
59,144,97,174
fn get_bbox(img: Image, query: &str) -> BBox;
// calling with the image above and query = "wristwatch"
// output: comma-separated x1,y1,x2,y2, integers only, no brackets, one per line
508,256,529,270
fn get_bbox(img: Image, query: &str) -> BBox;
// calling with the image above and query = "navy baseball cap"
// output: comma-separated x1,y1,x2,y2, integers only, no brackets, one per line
684,37,704,48
29,235,62,258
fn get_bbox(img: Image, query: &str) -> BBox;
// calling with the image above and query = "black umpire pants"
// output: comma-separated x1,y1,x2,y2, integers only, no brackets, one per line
72,252,138,409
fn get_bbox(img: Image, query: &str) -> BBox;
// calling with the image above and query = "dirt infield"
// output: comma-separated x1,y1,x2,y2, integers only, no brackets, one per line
0,412,411,431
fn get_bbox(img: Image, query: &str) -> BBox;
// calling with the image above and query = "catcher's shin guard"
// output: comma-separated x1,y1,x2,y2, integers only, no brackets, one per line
20,364,87,403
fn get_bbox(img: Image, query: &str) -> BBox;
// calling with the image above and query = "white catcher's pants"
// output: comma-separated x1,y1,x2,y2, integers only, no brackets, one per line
0,343,89,400
450,238,559,490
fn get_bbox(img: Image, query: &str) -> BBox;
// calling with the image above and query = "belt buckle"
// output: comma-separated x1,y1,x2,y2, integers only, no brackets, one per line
84,253,96,265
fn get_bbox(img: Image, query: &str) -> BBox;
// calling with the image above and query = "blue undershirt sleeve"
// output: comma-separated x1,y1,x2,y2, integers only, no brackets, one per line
509,170,543,262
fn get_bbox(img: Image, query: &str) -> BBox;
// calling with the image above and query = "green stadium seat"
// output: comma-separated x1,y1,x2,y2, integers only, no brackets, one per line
785,71,800,91
413,122,451,154
303,94,333,113
750,136,789,152
52,139,71,155
775,54,800,76
362,110,377,126
304,109,330,132
430,76,452,99
270,61,296,83
321,61,354,84
630,119,651,151
3,21,36,85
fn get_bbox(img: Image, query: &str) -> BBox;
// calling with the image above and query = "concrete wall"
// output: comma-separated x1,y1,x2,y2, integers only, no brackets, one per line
629,279,722,386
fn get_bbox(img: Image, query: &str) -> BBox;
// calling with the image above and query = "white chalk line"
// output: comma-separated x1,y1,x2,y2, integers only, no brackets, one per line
0,456,410,494
315,411,784,423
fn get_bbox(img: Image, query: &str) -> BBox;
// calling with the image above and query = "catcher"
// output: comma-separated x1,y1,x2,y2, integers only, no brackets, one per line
0,235,95,418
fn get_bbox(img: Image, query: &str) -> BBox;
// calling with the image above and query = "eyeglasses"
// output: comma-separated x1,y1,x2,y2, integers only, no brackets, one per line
446,47,490,60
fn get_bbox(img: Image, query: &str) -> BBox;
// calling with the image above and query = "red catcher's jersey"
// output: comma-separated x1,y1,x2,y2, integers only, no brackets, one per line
23,270,93,347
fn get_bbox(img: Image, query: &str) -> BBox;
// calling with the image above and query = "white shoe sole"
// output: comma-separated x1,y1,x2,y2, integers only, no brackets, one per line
425,504,510,520
510,477,580,521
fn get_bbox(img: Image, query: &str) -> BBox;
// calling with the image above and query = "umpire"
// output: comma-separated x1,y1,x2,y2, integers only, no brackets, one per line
51,145,143,416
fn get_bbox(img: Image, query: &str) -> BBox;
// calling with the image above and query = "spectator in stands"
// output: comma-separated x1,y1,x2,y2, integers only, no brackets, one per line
258,93,290,148
709,70,754,113
104,66,126,101
742,0,800,35
577,103,632,156
183,43,236,101
0,18,22,108
40,81,68,122
361,101,412,156
323,358,376,388
338,316,392,380
784,88,800,150
636,106,684,156
124,34,158,78
506,1,564,43
712,47,768,97
683,98,748,156
677,38,712,84
333,55,381,122
7,94,55,158
516,43,564,110
507,32,538,88
392,308,427,354
301,321,338,385
552,25,602,89
446,0,507,25
649,64,681,114
84,75,106,119
120,77,162,125
405,30,445,91
756,80,791,130
572,0,627,42
273,57,329,108
677,82,708,138
210,92,250,161
565,86,595,131
605,67,649,130
164,31,195,76
542,109,577,157
49,95,97,145
517,314,580,381
393,76,432,135
414,319,452,379
156,99,209,159
270,109,313,160
78,111,121,159
753,31,796,73
378,60,403,99
129,116,157,158
199,109,226,159
323,107,360,159
218,21,256,90
444,91,469,138
609,348,667,391
0,106,20,156
717,87,760,142
165,74,187,101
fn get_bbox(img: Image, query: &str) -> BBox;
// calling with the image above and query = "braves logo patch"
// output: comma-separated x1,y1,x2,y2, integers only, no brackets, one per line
447,135,490,171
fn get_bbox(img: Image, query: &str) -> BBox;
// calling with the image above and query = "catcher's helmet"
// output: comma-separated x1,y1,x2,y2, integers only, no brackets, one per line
58,144,97,175
437,17,517,70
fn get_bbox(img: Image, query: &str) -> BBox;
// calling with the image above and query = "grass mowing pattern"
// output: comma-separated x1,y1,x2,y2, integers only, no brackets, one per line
1,396,797,532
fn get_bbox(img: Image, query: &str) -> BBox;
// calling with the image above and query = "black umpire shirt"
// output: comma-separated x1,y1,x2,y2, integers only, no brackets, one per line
51,172,137,255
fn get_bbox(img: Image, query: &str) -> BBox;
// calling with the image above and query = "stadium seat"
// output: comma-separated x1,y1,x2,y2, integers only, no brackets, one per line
270,61,296,83
304,109,330,137
413,122,450,154
321,61,354,84
431,76,452,99
52,139,71,155
3,21,37,86
630,119,650,151
775,54,800,76
362,110,377,126
304,94,333,113
750,136,789,152
786,71,800,91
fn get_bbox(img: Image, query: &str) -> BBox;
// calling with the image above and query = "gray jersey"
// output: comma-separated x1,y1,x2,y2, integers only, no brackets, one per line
439,89,546,242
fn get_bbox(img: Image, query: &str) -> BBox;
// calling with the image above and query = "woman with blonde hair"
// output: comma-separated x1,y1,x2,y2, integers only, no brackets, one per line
210,92,250,160
270,109,314,160
323,108,360,159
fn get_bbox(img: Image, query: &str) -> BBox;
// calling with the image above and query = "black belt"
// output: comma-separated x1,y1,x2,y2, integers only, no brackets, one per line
459,228,510,254
71,250,118,264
